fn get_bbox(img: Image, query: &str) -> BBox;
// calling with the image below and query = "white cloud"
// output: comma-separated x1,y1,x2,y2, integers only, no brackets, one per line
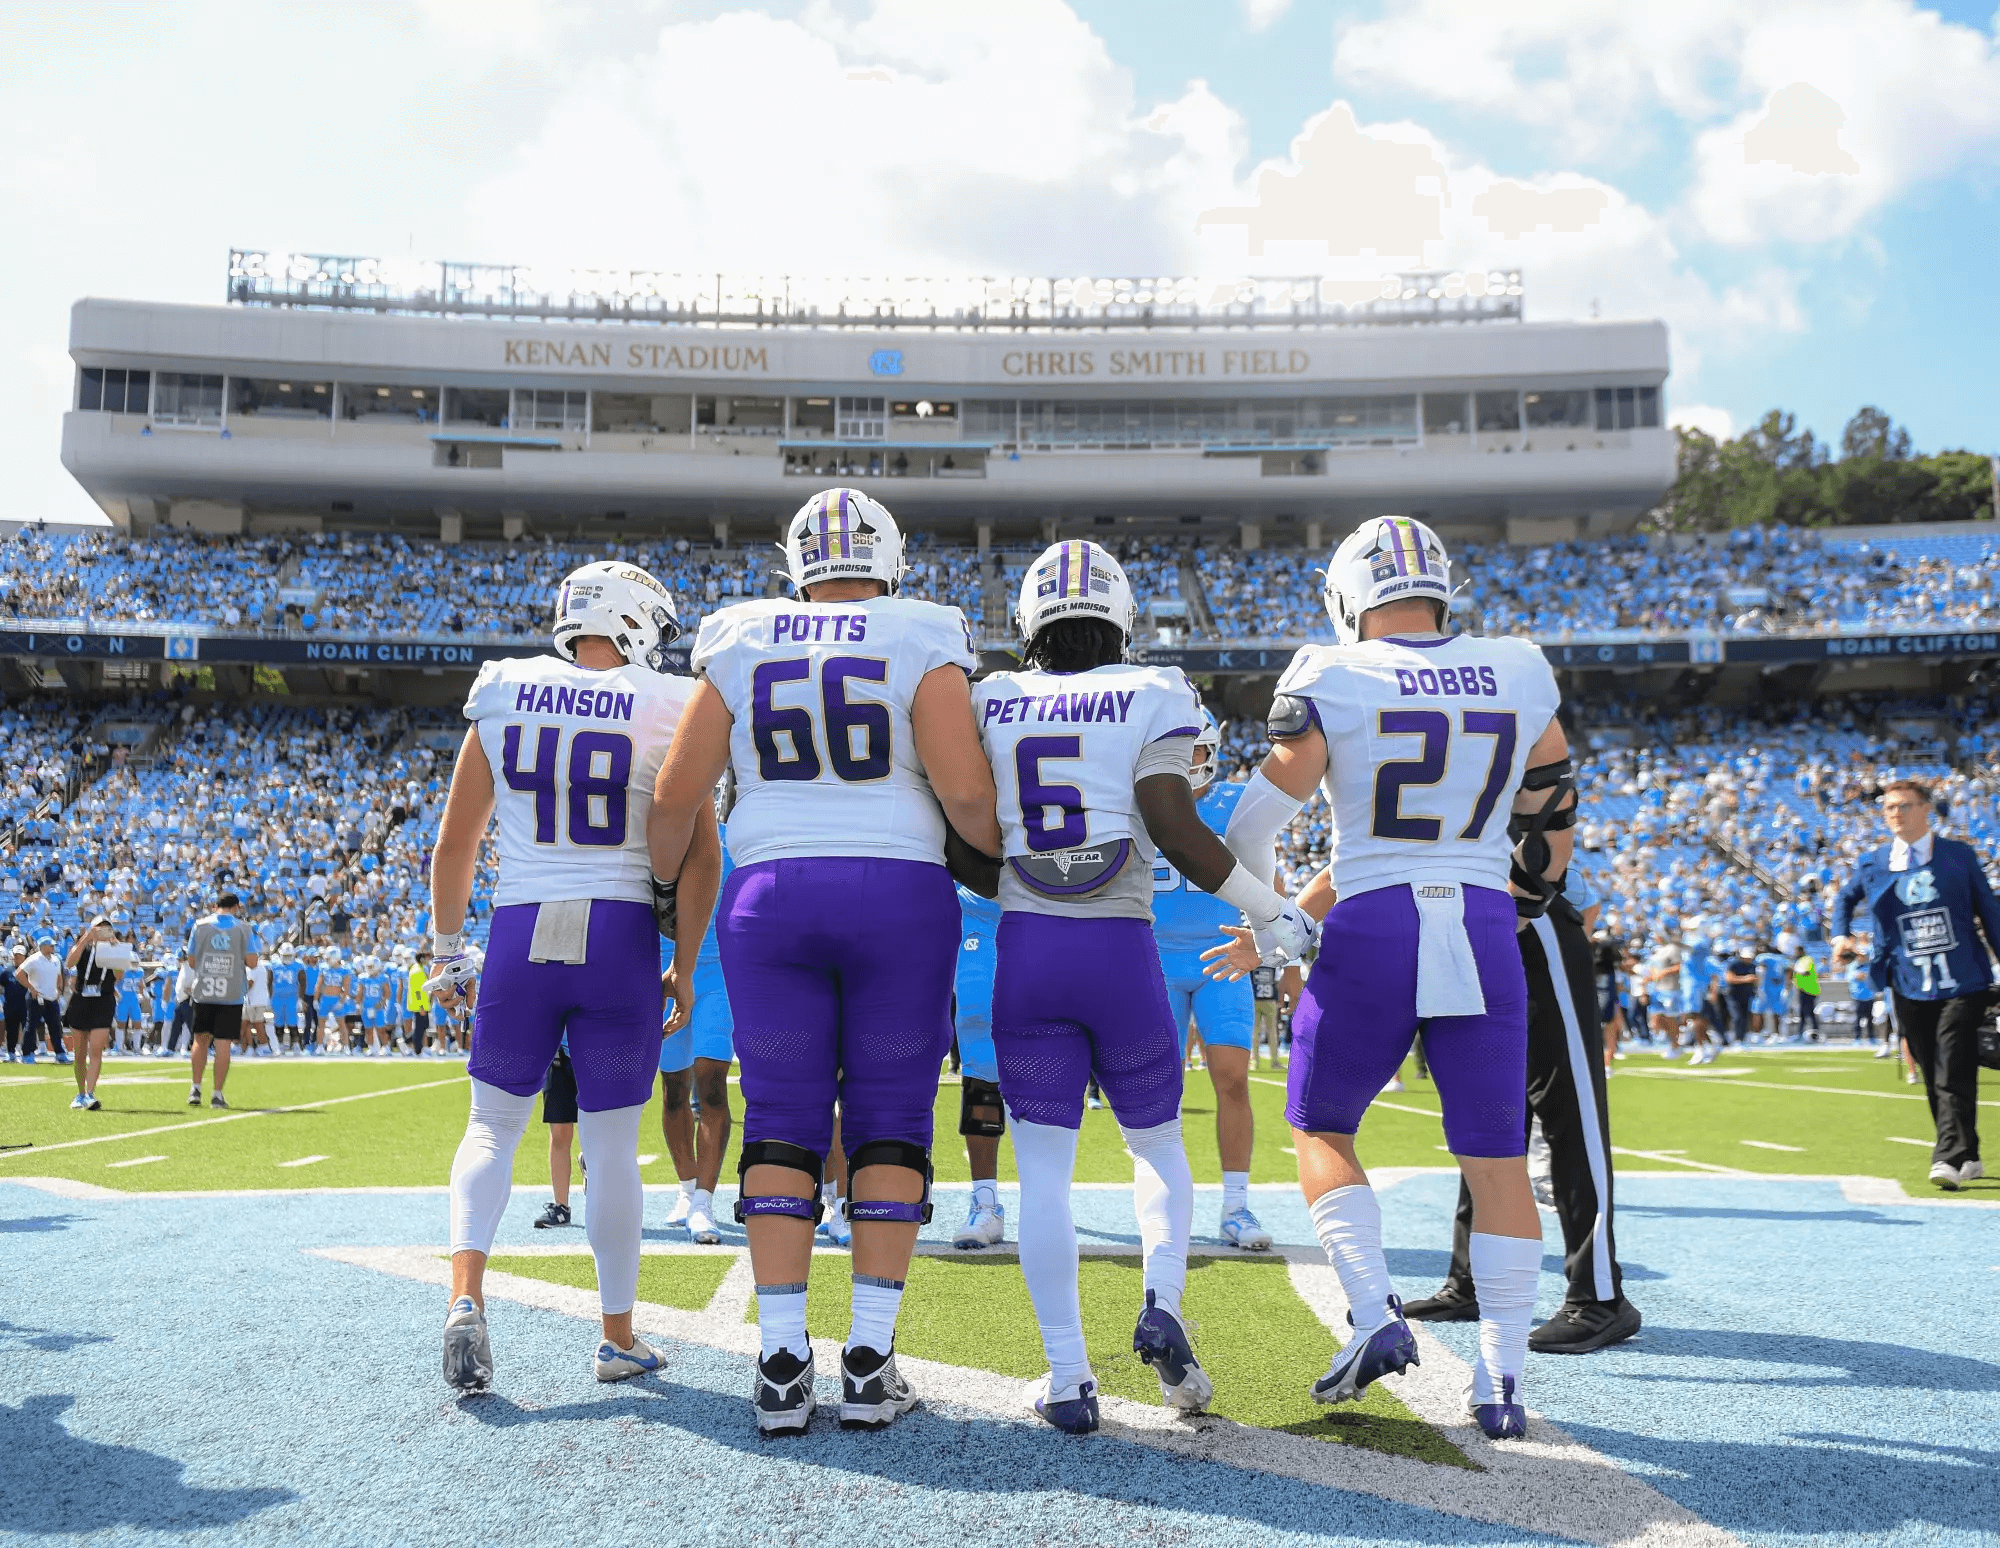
468,1,1247,275
1239,0,1293,31
1671,402,1737,440
1333,0,2000,246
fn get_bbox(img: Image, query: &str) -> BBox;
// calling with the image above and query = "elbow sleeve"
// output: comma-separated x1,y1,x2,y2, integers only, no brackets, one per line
1222,770,1306,888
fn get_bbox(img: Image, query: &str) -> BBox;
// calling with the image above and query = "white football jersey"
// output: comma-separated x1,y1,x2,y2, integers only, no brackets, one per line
1274,633,1561,901
465,654,696,908
975,663,1204,919
693,596,977,866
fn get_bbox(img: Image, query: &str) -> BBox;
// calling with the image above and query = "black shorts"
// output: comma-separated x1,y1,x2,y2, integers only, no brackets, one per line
191,1002,244,1041
64,993,115,1032
542,1049,578,1126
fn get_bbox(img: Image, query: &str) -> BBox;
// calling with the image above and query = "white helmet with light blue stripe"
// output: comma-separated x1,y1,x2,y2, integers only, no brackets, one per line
783,487,907,595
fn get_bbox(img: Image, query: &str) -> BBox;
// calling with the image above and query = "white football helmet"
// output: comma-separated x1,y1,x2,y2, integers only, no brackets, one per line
1321,515,1453,645
553,561,683,673
783,487,906,595
1189,710,1222,794
1015,540,1138,646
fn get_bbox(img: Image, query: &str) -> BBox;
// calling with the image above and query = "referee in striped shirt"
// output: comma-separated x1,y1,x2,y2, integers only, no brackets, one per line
1403,858,1641,1351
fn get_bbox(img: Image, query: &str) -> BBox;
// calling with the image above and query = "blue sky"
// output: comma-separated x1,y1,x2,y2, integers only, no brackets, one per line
1,0,1995,524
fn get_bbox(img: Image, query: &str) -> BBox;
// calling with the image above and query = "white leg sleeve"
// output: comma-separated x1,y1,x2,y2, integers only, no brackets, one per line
1122,1117,1193,1321
1012,1118,1091,1393
449,1079,536,1257
578,1102,647,1318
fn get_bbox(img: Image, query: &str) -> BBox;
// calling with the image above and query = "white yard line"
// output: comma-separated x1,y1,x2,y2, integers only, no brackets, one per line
1739,1140,1804,1153
1885,1136,1934,1147
0,1075,467,1162
277,1155,329,1168
322,1240,1740,1548
105,1155,166,1168
1621,1071,2000,1108
1611,1147,1746,1174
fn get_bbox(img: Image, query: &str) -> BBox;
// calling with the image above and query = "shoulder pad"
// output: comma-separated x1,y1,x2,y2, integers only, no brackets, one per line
1267,693,1318,741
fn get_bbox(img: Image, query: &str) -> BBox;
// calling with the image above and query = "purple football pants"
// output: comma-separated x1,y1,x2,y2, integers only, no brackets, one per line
467,900,664,1112
1288,882,1528,1157
992,912,1184,1132
719,857,957,1160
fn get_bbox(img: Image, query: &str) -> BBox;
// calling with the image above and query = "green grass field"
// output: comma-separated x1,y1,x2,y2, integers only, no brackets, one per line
2,1045,1993,1198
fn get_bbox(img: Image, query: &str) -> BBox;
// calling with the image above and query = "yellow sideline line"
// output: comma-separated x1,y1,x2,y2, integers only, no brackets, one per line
1621,1071,2000,1108
0,1076,468,1163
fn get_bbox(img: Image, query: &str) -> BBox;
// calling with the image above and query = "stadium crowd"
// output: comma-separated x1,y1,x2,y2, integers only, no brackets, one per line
7,522,1999,645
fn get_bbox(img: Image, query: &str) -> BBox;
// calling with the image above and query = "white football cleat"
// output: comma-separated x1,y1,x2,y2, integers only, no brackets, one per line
1220,1206,1272,1251
1959,1159,1984,1182
595,1335,665,1383
663,1188,694,1228
686,1202,722,1245
442,1296,493,1393
953,1195,1006,1250
1929,1161,1961,1191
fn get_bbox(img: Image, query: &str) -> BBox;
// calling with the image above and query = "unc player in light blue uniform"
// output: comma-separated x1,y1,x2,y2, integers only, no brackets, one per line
952,882,1006,1248
1151,713,1271,1250
1753,942,1790,1041
1678,932,1720,1064
659,812,738,1246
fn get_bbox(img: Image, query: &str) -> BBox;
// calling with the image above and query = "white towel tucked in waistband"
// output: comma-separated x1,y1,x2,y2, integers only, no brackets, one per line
1411,883,1487,1019
528,899,593,964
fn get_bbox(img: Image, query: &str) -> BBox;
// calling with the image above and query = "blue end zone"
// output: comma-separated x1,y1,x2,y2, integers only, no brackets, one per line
0,1175,1993,1547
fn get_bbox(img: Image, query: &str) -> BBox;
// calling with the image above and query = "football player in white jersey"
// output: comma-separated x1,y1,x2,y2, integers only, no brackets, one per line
976,540,1315,1434
648,489,1002,1435
1213,515,1572,1441
429,561,722,1394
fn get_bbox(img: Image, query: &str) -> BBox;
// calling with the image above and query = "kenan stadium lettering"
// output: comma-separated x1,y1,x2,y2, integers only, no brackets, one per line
502,339,771,374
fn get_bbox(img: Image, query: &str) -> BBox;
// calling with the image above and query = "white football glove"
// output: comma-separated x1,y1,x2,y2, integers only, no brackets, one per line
1257,901,1319,965
425,931,478,1001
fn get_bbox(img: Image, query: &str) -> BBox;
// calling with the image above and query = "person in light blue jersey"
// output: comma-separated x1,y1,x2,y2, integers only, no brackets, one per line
1151,714,1271,1251
659,811,738,1248
269,948,300,1054
951,880,1006,1248
1677,932,1721,1065
1844,949,1881,1048
1753,942,1790,1042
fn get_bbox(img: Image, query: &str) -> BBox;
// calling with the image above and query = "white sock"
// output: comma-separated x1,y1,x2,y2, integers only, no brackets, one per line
756,1283,809,1361
848,1274,905,1353
675,1177,694,1200
448,1079,536,1256
1012,1118,1092,1394
690,1186,713,1217
821,1180,840,1211
578,1102,646,1317
1309,1185,1396,1332
1469,1231,1541,1404
971,1177,999,1209
1123,1117,1193,1321
1222,1170,1250,1217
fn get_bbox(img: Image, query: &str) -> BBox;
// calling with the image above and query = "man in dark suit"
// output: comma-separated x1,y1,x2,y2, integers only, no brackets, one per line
1832,779,1997,1191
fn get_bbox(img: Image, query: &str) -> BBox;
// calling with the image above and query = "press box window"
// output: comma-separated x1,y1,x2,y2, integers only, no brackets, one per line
1474,391,1520,433
509,389,586,433
1525,390,1591,429
342,384,435,421
444,388,510,427
153,373,224,426
79,368,150,414
1422,393,1468,435
231,379,332,418
1594,387,1660,431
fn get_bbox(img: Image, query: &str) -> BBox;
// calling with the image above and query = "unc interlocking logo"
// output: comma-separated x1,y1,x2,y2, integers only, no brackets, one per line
1896,869,1939,906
